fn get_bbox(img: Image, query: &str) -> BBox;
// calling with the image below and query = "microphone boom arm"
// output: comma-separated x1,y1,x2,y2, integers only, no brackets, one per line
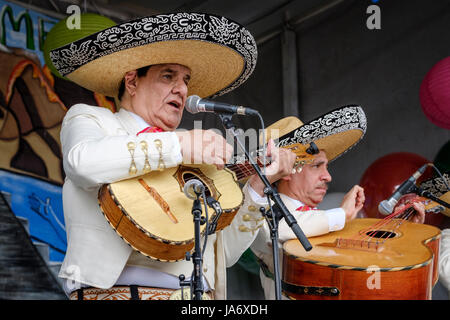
217,113,312,300
411,186,450,210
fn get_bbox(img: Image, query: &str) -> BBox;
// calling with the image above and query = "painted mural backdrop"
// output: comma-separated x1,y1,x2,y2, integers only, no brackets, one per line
0,0,115,262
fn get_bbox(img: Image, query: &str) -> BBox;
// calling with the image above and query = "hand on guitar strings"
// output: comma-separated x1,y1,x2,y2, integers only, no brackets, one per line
393,193,426,224
176,129,233,169
340,185,365,222
248,139,297,196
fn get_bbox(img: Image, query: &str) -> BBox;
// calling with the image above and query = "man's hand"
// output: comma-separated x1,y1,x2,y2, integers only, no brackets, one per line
394,194,426,224
176,129,233,169
410,201,426,224
249,139,297,196
340,185,365,221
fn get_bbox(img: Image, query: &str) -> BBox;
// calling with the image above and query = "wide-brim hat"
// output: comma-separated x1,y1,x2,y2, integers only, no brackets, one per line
43,13,117,79
46,12,258,99
419,172,450,217
261,105,367,163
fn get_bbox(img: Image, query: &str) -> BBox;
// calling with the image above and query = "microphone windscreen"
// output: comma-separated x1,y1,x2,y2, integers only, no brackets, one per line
183,178,203,200
185,95,201,114
378,200,393,215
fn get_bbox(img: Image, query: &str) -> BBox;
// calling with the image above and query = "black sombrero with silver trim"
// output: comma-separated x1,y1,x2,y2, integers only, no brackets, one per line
420,172,450,216
48,12,257,99
262,105,367,163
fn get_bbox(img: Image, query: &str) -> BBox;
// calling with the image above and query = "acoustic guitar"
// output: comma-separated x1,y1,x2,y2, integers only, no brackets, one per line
282,197,442,300
98,106,366,262
98,144,315,262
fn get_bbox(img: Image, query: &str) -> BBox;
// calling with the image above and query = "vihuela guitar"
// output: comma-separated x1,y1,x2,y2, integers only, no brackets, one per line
98,106,367,262
98,143,315,262
282,196,442,300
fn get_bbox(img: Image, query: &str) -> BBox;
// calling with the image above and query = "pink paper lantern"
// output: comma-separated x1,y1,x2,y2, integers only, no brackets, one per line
419,56,450,129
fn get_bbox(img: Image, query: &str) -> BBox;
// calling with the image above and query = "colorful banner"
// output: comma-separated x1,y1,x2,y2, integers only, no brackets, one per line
0,0,115,262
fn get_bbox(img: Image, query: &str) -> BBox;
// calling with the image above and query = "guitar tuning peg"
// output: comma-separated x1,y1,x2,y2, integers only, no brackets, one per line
306,142,319,155
291,163,304,174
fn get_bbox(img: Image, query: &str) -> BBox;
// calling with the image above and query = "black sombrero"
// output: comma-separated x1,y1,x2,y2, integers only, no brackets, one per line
262,105,367,163
46,12,257,99
420,172,450,217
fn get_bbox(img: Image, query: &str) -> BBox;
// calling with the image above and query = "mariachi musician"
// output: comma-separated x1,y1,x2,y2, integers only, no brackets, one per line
47,12,296,300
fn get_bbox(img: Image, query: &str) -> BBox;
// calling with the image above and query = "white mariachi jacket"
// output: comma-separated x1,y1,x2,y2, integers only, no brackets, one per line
250,193,345,299
58,104,267,299
439,228,450,298
251,193,345,270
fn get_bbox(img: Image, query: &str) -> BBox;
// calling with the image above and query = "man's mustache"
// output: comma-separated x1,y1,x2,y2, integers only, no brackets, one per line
316,182,329,190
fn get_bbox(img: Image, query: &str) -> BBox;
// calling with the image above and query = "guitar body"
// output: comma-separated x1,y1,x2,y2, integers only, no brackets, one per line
282,218,441,300
98,164,243,261
97,108,367,262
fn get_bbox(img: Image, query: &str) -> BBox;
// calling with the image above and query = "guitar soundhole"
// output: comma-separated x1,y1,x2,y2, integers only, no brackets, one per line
182,173,212,198
365,230,397,239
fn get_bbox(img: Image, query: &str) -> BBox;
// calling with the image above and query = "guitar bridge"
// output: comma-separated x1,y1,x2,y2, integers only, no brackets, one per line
319,238,382,252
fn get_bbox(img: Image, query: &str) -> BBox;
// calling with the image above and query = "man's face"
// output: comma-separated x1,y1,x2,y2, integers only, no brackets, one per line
128,63,191,131
283,150,332,207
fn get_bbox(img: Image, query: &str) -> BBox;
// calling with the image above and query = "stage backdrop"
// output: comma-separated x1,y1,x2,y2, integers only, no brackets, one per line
0,0,116,262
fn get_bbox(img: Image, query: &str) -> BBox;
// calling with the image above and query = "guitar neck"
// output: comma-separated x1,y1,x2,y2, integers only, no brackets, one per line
223,117,324,181
225,159,265,181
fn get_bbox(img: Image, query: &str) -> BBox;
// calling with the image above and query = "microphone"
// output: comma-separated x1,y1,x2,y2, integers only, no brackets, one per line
378,163,429,215
206,196,223,235
183,179,205,200
185,95,259,116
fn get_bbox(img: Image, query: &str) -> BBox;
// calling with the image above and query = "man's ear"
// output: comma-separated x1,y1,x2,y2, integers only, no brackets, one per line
124,70,138,96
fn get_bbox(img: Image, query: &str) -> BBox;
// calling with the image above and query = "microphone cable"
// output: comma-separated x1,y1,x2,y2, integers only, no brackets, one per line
428,163,450,191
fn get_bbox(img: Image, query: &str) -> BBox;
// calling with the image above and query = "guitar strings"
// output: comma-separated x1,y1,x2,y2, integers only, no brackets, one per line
358,202,418,245
366,207,409,241
226,161,260,180
346,203,411,245
368,206,415,247
377,207,415,246
356,209,403,242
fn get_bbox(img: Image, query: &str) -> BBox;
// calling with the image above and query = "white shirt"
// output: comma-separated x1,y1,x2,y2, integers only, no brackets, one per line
63,110,208,295
117,111,209,290
247,185,346,232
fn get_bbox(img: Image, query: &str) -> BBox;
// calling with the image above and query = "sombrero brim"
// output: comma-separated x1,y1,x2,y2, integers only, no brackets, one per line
43,13,116,79
49,13,257,98
263,105,367,162
420,172,450,217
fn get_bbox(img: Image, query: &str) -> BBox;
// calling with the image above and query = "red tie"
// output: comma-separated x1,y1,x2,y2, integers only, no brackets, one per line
296,205,317,212
136,126,164,136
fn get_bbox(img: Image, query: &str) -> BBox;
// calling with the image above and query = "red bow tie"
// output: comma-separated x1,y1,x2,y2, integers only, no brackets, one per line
137,126,164,136
296,205,317,212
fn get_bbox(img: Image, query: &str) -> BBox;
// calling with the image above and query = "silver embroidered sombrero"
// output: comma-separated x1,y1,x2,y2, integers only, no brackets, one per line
262,105,367,163
47,12,258,99
420,172,450,217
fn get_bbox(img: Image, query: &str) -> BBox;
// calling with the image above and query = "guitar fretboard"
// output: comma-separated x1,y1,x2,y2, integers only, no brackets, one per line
225,157,268,181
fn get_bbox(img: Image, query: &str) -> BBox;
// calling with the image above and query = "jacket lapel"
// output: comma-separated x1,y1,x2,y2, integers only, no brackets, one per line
115,108,142,135
279,193,300,213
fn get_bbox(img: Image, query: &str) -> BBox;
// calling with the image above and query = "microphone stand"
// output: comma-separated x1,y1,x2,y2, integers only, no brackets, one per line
411,186,450,210
179,187,206,300
218,113,312,300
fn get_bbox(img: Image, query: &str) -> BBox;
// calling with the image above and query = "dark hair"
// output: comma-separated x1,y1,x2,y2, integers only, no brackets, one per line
117,65,152,100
